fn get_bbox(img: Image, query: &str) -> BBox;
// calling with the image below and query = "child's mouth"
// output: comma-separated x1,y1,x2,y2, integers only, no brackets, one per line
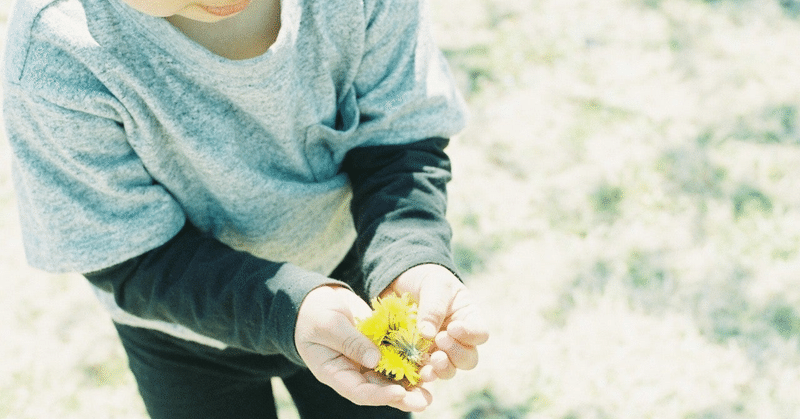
199,0,252,17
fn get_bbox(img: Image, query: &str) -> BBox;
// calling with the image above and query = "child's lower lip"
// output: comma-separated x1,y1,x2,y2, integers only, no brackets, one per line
199,0,251,17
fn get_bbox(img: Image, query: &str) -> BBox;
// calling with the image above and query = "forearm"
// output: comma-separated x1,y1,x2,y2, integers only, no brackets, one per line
83,222,345,365
342,137,458,299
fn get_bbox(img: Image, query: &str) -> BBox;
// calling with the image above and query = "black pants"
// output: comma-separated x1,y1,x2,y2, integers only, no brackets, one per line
114,323,410,419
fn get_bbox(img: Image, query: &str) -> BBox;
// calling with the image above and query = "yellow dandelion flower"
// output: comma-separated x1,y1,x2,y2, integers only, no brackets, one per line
356,293,416,345
375,292,416,332
356,293,432,386
384,327,432,367
356,309,390,345
376,345,421,385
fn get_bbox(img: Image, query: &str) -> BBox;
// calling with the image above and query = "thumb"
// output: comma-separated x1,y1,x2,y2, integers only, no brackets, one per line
328,314,382,369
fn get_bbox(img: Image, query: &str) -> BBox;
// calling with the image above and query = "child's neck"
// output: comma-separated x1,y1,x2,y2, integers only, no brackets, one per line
166,0,281,60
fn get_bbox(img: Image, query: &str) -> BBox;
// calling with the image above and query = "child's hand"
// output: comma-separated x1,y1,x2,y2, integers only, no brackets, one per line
381,264,490,382
294,285,433,412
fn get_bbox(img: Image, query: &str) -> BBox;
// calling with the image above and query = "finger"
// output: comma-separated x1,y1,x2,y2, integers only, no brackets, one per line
319,356,407,406
329,287,375,331
419,364,438,383
343,295,375,323
362,371,433,412
416,275,458,340
435,331,479,371
428,350,456,380
441,285,490,342
447,319,490,347
320,314,381,369
388,385,433,412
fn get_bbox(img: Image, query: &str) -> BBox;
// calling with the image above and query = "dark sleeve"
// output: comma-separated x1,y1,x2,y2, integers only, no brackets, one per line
83,222,346,366
341,137,458,299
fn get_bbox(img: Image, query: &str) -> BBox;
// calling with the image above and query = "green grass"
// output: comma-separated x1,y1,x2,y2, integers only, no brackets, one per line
4,0,800,418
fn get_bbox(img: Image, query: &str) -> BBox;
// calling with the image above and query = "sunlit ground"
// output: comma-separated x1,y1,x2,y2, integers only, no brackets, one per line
3,0,800,418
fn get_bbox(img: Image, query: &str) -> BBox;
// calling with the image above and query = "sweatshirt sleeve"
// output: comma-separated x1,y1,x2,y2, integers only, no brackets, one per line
84,222,345,365
341,137,458,299
4,83,186,273
333,0,466,298
344,0,468,149
5,86,341,365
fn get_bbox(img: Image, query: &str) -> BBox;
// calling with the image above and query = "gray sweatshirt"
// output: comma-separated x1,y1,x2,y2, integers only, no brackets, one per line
4,0,467,359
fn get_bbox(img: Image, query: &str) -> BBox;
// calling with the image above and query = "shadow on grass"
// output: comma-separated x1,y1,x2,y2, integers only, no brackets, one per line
453,242,490,276
590,183,624,223
561,408,612,419
764,300,800,340
452,232,511,278
443,46,496,98
656,140,726,198
546,249,800,356
451,209,520,277
684,403,748,419
732,104,799,145
731,184,773,219
778,0,800,17
460,389,532,419
545,249,679,325
642,0,800,19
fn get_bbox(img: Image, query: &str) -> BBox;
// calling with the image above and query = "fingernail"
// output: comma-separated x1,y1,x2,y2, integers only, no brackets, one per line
364,350,380,368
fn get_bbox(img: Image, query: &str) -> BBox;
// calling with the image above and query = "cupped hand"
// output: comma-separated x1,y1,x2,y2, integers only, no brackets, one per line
294,285,433,412
381,264,490,382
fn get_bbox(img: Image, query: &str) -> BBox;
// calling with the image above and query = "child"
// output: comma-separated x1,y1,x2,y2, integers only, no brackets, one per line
3,0,489,416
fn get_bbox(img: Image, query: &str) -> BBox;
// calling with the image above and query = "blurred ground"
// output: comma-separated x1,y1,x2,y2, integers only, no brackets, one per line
3,0,800,418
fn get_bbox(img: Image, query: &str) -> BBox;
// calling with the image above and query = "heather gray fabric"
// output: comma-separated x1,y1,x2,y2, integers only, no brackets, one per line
3,0,467,276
